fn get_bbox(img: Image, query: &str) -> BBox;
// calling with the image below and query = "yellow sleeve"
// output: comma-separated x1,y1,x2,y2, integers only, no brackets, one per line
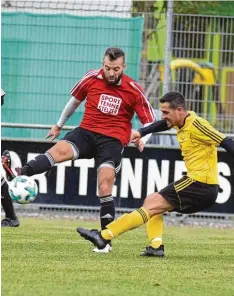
192,118,225,146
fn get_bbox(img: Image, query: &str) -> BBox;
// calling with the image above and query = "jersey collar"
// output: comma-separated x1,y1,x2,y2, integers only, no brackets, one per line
178,111,196,130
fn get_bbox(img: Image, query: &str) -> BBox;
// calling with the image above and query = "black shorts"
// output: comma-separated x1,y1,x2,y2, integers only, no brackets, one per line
62,127,123,173
159,176,219,214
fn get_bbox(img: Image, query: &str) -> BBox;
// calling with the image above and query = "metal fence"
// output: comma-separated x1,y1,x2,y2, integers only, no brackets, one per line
143,12,234,134
1,0,132,17
1,0,234,138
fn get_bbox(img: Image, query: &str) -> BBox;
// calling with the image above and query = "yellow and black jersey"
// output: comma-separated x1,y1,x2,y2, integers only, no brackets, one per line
175,111,225,184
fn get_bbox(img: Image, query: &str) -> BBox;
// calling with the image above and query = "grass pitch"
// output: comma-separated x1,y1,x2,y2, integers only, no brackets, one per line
1,218,234,296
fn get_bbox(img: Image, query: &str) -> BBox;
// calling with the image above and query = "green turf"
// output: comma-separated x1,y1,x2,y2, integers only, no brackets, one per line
1,218,234,296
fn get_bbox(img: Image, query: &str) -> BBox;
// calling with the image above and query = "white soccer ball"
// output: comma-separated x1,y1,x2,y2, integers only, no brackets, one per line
8,175,38,204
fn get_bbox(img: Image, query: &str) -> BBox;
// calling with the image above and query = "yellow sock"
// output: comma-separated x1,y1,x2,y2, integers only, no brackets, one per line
101,207,150,240
146,214,164,248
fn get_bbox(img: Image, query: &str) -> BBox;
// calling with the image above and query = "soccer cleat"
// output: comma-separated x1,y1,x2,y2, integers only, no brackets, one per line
77,227,109,249
1,217,20,227
2,150,15,181
140,245,165,257
93,243,112,253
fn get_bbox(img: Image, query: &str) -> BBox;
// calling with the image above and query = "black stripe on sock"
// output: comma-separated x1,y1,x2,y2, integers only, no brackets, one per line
137,208,148,223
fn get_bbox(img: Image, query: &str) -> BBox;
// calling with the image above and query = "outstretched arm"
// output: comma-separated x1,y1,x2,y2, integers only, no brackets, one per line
46,97,81,141
46,70,93,141
131,120,171,144
56,97,81,128
138,119,171,137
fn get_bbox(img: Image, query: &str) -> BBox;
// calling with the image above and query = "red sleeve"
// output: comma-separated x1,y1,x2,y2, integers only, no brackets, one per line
70,70,97,101
130,82,155,124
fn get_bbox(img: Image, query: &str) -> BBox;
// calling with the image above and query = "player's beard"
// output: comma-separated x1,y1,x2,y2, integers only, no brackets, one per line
103,71,123,85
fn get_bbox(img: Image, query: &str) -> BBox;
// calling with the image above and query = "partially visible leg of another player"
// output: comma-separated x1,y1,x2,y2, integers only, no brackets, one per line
1,151,20,227
77,192,174,256
1,176,20,227
1,141,74,226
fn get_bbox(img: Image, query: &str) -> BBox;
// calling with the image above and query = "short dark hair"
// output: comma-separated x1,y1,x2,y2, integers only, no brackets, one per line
159,91,186,109
104,47,125,63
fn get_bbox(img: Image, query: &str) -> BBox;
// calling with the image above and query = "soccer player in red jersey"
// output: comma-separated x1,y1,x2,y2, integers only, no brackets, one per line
2,47,155,251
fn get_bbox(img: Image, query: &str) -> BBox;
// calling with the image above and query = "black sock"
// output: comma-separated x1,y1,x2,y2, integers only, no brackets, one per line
100,195,115,230
20,152,55,176
1,178,17,220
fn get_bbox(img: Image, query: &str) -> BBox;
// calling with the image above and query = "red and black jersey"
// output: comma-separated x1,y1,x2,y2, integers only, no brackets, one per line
70,69,155,146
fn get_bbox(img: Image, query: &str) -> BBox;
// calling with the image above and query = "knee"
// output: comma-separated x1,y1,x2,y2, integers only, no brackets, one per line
143,192,168,212
98,178,113,195
48,141,73,162
143,193,160,208
143,192,173,216
55,142,71,156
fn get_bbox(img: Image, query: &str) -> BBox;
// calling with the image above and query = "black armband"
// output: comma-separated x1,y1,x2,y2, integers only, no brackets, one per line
220,137,234,157
138,120,171,137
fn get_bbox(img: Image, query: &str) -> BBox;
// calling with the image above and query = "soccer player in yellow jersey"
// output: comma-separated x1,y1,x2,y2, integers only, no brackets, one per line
77,91,234,257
